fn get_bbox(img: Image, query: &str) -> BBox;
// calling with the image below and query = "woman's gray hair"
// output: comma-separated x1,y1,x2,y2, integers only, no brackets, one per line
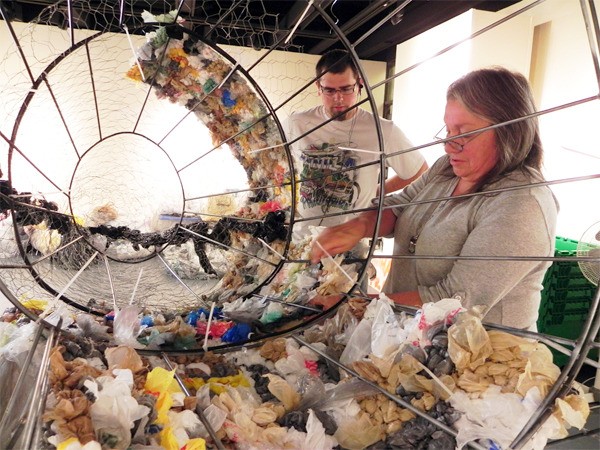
445,67,544,191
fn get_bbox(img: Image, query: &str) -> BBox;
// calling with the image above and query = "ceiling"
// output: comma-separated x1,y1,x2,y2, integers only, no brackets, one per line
1,0,521,62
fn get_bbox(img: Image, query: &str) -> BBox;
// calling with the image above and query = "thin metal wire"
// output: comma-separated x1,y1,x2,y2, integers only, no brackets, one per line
17,319,62,449
103,254,118,312
0,3,35,83
161,353,226,450
250,293,322,313
179,226,278,266
156,253,210,307
0,321,45,443
0,130,69,195
66,0,75,47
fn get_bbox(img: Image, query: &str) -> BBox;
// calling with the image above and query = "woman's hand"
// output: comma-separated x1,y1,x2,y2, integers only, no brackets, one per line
310,216,371,263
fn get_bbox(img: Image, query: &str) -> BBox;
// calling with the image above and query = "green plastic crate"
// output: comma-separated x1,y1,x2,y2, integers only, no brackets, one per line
554,236,580,252
537,237,598,366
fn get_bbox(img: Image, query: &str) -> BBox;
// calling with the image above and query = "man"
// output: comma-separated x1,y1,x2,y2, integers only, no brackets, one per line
285,49,428,233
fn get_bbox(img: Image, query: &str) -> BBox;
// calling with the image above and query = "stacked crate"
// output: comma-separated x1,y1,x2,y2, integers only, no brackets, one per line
537,237,598,366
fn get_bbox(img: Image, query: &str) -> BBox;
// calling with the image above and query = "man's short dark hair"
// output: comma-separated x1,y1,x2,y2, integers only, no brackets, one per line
315,49,360,82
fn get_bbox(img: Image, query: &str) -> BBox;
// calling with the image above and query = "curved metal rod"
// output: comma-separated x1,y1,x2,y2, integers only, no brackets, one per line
161,353,225,450
510,284,600,449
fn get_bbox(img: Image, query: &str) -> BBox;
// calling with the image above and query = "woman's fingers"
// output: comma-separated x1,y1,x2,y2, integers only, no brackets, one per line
310,224,364,263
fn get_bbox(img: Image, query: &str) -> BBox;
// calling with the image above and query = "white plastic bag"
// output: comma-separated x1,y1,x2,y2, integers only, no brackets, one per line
450,385,560,450
113,305,144,348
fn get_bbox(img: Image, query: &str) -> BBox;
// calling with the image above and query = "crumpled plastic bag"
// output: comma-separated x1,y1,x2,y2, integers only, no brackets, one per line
168,409,203,435
260,301,284,324
450,385,562,450
199,404,228,437
52,437,101,450
0,321,18,348
369,296,404,358
515,342,560,397
339,296,404,365
447,310,493,371
553,391,590,436
334,411,383,450
144,366,182,424
0,321,36,360
159,425,205,450
303,301,360,350
158,410,207,450
87,370,151,450
221,296,266,322
273,339,311,382
105,345,144,373
403,297,464,346
316,255,358,296
296,409,338,450
44,304,75,329
113,305,144,348
74,314,112,341
265,373,301,411
185,371,250,395
303,377,378,416
339,315,372,366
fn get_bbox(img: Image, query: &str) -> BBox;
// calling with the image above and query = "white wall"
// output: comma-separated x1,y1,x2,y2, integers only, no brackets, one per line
392,0,600,240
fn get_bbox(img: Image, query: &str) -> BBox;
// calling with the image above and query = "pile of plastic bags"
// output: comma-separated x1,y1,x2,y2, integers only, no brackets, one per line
0,295,590,449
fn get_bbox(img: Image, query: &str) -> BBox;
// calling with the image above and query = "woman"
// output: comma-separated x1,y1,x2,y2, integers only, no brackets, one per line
310,67,558,330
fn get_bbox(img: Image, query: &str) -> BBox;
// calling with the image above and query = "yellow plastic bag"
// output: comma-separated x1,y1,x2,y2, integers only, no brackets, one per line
184,371,250,394
145,367,181,424
159,426,207,450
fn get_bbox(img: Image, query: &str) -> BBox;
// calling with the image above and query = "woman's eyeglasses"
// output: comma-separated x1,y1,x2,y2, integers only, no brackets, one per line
319,83,357,97
433,125,487,152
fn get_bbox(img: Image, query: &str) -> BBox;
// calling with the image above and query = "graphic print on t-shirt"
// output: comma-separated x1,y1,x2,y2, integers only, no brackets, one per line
299,143,360,213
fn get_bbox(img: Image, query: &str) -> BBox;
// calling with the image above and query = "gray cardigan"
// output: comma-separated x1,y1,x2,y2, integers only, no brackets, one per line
382,155,559,330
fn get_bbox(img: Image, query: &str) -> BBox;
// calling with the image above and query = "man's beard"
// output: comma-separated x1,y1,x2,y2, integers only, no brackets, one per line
329,106,354,121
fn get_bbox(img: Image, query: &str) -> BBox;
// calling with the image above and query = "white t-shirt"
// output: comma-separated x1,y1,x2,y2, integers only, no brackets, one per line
284,106,425,231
